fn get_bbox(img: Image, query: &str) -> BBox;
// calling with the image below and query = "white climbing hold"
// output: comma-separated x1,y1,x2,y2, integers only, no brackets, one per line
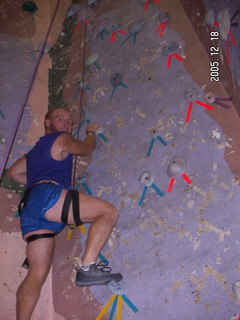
218,8,230,41
205,9,214,27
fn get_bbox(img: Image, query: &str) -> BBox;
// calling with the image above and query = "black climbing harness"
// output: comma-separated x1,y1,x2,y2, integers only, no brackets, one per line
61,189,83,227
21,233,56,269
18,184,83,269
18,188,31,216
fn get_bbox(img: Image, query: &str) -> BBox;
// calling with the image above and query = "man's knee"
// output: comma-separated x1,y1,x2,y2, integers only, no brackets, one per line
26,268,50,288
105,203,119,223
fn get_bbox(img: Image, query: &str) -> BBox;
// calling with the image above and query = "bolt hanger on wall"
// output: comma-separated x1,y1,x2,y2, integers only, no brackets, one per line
110,23,126,42
96,127,108,142
93,19,110,40
205,92,232,109
109,73,128,99
139,171,164,206
73,81,91,100
121,20,146,47
155,12,169,36
75,172,92,195
146,129,167,157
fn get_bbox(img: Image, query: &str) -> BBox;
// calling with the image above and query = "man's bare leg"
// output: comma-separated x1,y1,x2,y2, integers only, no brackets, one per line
45,191,122,286
79,193,119,265
16,236,54,320
46,191,119,265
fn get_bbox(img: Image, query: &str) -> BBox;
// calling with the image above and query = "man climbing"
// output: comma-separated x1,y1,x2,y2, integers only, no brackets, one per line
8,107,122,320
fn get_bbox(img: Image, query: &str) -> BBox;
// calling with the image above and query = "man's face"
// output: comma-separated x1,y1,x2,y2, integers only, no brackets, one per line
45,108,74,134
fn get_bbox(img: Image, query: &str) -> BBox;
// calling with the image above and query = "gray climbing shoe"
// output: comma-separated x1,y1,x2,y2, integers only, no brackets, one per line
75,261,123,287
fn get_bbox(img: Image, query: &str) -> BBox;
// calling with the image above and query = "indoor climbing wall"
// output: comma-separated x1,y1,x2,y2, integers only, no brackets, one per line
71,0,240,319
0,3,36,186
1,0,240,319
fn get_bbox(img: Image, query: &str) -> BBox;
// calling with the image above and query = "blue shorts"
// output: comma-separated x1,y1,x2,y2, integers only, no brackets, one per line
20,183,66,237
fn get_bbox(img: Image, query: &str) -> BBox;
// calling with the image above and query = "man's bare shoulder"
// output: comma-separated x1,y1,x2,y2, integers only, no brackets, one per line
54,132,77,147
53,132,85,155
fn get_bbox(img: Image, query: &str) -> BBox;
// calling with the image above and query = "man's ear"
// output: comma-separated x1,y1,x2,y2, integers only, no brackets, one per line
44,119,50,128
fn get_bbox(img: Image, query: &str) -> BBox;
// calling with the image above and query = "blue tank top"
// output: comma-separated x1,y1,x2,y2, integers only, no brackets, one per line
26,132,73,189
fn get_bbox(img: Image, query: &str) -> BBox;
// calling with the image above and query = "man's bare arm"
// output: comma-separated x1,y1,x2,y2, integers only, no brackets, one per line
58,124,98,157
8,156,27,185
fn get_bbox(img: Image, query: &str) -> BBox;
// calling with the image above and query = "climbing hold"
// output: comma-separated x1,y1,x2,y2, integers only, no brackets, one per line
110,73,123,87
107,280,125,295
96,127,108,142
93,19,110,39
138,171,164,206
167,158,192,191
151,128,159,138
205,92,233,109
218,8,231,41
110,23,126,42
73,82,83,100
77,172,89,184
205,92,216,104
121,20,146,46
167,157,186,177
139,171,155,186
162,41,181,57
85,54,100,73
0,135,6,148
232,280,240,305
76,172,92,195
85,53,99,66
155,12,169,36
205,9,214,27
146,129,167,157
110,23,124,33
158,12,169,23
184,87,200,103
129,20,146,35
109,73,128,99
67,4,83,18
21,1,38,13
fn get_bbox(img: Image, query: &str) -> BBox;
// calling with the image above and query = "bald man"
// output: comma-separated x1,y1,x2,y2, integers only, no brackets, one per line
8,107,122,320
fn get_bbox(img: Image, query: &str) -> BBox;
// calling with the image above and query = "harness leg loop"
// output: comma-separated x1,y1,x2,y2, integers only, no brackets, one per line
61,189,83,226
22,233,56,269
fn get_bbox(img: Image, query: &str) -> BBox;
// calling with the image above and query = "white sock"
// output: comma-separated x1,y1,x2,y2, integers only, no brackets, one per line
80,262,95,271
